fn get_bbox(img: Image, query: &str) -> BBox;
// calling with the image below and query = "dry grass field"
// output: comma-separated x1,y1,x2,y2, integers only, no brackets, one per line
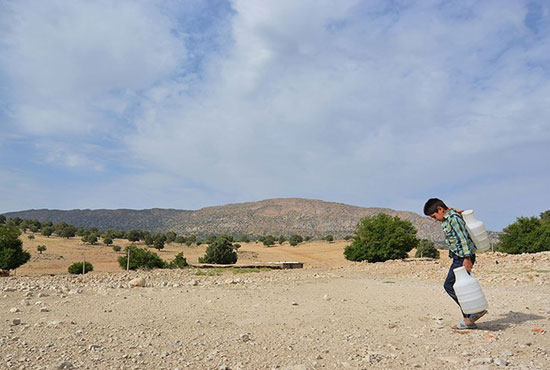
17,232,356,276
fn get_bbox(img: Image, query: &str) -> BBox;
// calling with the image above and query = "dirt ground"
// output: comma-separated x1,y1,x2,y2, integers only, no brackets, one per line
1,234,549,369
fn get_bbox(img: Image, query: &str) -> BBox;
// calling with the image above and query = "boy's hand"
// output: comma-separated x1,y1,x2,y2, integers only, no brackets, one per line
463,257,473,273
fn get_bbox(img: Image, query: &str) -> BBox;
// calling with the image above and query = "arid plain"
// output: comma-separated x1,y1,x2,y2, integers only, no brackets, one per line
1,234,549,369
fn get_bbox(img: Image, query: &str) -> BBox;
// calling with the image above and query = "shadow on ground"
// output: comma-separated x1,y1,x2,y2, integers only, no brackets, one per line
479,311,545,331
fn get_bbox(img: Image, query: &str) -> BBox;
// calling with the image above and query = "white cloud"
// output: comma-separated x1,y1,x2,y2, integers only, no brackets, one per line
1,0,549,230
0,0,185,135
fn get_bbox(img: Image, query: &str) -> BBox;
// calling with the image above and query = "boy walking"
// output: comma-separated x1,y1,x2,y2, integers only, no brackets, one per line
423,198,487,329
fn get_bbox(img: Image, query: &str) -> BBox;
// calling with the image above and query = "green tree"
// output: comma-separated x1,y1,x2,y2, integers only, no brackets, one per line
127,230,142,242
415,239,440,259
278,235,286,244
498,215,550,254
324,234,334,242
175,236,186,245
165,231,177,243
540,210,550,221
58,225,77,239
68,261,93,274
112,245,122,253
118,245,165,270
0,215,5,224
198,235,238,264
103,237,113,245
289,234,303,246
154,238,165,251
144,234,154,246
82,233,98,245
344,213,418,262
343,235,352,241
0,225,31,273
41,226,54,237
37,245,47,254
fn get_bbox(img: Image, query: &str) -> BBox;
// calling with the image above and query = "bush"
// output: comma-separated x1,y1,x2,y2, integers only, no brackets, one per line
68,261,93,274
262,235,276,247
498,212,550,254
344,213,418,262
198,235,238,264
0,225,31,273
103,237,113,245
175,236,186,244
37,245,47,254
28,234,35,240
112,245,121,253
167,252,189,269
118,245,165,270
415,239,440,259
289,234,303,246
324,234,334,242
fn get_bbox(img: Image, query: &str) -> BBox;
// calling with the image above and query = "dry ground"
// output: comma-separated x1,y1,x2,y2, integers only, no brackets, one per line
1,233,549,369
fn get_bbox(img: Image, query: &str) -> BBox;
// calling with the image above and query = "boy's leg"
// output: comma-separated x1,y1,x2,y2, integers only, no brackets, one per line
443,256,468,318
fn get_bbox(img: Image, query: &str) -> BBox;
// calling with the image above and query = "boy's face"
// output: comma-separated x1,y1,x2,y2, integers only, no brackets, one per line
429,206,446,222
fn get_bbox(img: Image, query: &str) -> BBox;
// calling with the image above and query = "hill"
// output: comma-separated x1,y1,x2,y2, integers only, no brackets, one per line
3,198,446,241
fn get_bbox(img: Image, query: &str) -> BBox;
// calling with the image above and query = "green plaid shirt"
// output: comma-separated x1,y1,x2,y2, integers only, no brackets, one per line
441,209,477,258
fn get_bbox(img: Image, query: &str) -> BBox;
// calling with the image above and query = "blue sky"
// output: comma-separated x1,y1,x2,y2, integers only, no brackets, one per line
1,0,549,231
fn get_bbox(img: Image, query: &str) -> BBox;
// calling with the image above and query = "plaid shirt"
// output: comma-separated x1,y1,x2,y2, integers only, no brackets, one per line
441,209,477,258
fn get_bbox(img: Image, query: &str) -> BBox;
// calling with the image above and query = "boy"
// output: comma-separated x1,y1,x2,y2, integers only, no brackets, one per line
423,198,487,329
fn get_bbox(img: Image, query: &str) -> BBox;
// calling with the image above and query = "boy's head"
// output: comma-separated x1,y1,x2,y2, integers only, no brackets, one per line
423,198,449,221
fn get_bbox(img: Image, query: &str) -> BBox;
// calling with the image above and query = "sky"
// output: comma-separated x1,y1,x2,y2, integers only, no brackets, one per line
1,0,549,231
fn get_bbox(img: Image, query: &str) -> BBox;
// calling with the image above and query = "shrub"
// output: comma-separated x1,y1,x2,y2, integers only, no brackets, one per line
103,237,113,245
344,213,418,262
415,239,440,259
289,234,303,246
344,235,352,241
118,245,165,270
167,252,188,269
262,235,276,247
0,225,31,273
324,234,334,242
112,245,121,253
278,235,286,244
198,235,238,264
28,234,35,240
37,245,47,254
304,236,312,241
175,236,186,244
498,212,550,254
68,261,93,274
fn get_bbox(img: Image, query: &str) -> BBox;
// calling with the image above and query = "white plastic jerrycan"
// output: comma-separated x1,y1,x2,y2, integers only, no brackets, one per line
453,266,488,314
462,209,491,252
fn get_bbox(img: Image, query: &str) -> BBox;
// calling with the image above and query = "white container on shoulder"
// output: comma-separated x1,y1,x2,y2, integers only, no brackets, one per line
453,266,488,314
462,209,491,252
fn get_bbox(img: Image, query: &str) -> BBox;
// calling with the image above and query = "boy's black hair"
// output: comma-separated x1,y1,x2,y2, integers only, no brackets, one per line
423,198,448,216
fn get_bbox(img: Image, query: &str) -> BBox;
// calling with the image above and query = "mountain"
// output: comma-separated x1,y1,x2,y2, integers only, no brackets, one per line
3,198,446,241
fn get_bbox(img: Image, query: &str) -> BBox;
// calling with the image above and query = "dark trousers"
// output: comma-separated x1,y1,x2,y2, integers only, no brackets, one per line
444,254,476,318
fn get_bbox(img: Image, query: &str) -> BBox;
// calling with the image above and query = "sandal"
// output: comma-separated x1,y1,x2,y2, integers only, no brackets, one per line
468,310,487,323
452,319,478,330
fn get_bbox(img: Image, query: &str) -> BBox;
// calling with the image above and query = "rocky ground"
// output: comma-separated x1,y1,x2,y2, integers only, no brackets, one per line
1,252,549,370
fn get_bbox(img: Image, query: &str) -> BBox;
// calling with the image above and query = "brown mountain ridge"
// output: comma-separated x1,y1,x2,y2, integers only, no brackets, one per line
3,198,451,242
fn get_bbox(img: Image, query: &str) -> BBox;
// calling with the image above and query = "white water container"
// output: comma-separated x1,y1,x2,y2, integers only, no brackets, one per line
462,209,491,252
453,266,488,314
